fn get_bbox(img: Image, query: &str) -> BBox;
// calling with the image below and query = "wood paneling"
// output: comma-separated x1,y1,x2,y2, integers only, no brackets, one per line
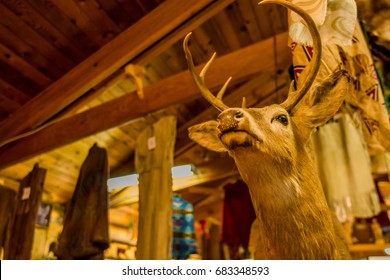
0,0,218,144
3,0,89,62
29,0,99,53
0,79,30,105
71,0,122,39
0,60,42,96
0,32,290,169
0,43,52,88
52,0,107,47
0,24,64,80
97,0,136,31
0,3,74,71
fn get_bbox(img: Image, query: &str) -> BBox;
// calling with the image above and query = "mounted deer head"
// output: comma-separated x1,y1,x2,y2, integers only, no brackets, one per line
184,0,352,259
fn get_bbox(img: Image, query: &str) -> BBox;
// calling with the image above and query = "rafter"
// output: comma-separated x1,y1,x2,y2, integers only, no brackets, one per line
0,32,290,169
0,0,226,144
55,0,237,118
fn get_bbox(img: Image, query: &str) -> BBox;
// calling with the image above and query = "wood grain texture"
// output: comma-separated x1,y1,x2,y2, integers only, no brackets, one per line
37,0,236,121
0,78,30,104
0,24,64,80
0,0,215,144
0,42,52,88
3,0,89,62
3,164,46,260
52,0,106,47
28,0,98,54
0,3,75,70
0,32,290,169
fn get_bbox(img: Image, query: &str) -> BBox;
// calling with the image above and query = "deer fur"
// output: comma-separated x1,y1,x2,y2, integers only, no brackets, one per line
184,0,353,259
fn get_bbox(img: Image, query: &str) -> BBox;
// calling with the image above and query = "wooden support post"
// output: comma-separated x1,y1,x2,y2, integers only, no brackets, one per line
3,164,46,260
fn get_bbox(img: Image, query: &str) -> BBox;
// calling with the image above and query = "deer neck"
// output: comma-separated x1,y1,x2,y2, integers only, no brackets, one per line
231,144,338,259
232,144,316,211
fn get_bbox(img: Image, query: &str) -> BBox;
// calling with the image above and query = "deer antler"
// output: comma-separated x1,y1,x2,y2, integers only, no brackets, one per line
183,32,232,112
259,0,322,112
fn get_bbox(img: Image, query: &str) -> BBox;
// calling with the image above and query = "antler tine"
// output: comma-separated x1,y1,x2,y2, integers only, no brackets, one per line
242,97,247,108
259,0,322,112
183,32,231,112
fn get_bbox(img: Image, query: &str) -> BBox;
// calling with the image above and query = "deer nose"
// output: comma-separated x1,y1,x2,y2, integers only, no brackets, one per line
217,109,244,132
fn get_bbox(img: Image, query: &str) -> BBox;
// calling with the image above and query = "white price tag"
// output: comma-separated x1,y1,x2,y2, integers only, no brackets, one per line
21,187,31,200
148,136,156,150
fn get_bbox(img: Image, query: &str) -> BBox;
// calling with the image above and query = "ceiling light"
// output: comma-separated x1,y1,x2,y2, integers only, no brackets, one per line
172,164,195,178
107,164,196,191
108,174,139,192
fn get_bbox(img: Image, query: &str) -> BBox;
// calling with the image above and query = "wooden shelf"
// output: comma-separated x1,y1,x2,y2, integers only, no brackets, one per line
349,243,390,259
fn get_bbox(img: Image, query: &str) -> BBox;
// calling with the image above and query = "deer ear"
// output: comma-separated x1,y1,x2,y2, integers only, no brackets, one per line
292,70,352,136
188,120,227,152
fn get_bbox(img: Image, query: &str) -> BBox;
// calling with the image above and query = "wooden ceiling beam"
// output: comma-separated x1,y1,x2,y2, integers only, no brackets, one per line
55,0,237,119
0,0,222,144
0,175,19,192
0,32,290,169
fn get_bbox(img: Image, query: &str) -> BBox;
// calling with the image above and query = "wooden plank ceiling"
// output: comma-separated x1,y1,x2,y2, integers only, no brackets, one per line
0,0,290,227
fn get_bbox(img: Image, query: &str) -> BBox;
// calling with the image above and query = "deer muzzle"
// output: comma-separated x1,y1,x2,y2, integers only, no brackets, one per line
217,109,245,134
217,109,263,150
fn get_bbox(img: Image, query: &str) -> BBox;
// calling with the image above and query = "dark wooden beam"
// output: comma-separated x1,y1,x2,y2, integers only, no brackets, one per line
0,0,219,144
55,0,237,118
0,32,290,169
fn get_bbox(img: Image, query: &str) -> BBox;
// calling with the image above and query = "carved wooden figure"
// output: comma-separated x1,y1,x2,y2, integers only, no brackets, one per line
184,0,353,259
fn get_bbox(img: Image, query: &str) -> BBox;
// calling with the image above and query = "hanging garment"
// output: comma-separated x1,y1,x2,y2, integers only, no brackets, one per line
291,17,390,156
311,113,380,221
0,187,16,249
290,0,357,46
135,116,176,260
3,164,46,260
340,22,390,155
55,144,109,260
221,180,256,258
171,194,199,259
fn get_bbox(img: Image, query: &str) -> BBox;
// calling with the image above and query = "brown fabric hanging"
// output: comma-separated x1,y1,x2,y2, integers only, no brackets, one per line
4,164,46,260
135,116,176,260
0,186,16,250
55,144,109,260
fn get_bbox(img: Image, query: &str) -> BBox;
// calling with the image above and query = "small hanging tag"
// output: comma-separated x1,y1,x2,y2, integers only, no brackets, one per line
148,136,156,150
21,187,31,200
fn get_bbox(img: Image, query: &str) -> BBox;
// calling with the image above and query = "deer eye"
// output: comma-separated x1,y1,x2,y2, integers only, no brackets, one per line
274,114,288,126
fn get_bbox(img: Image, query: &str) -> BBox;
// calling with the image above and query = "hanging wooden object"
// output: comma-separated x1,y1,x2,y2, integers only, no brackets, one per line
0,186,16,251
4,164,46,259
55,144,110,259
